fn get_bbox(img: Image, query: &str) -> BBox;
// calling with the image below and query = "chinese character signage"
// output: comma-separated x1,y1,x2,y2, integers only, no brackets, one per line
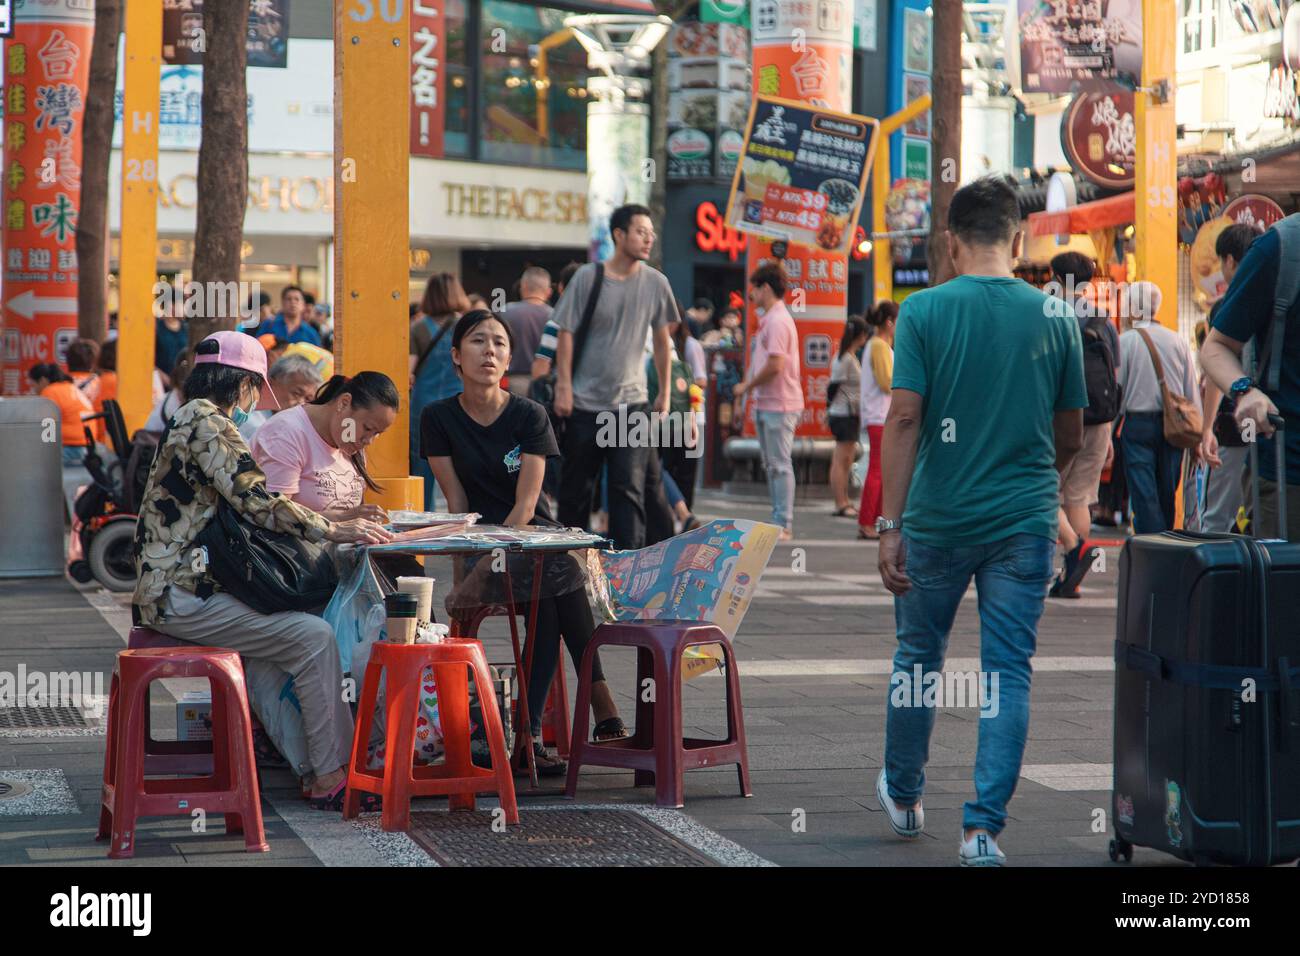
410,0,445,159
163,0,290,70
2,0,94,395
1061,89,1136,189
1017,0,1143,94
725,96,877,256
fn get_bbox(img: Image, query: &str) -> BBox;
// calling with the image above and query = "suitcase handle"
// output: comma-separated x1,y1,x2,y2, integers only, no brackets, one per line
1281,655,1294,754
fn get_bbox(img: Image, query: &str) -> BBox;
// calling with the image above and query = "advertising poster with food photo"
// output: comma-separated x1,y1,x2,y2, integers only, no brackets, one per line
724,96,877,256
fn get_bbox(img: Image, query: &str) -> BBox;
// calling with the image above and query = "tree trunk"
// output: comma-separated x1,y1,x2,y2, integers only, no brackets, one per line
76,0,122,343
647,0,695,271
647,36,668,271
189,0,250,345
927,0,963,286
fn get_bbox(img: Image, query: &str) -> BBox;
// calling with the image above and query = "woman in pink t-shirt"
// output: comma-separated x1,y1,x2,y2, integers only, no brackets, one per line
251,372,398,521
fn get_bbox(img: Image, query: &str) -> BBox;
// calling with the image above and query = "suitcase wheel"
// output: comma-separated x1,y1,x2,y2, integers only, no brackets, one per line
1108,837,1132,863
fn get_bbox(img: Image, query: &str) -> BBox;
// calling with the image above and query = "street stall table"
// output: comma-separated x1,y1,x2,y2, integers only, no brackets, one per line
351,526,610,791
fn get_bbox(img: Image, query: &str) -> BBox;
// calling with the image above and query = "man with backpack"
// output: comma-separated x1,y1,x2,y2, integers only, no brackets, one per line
1202,216,1300,541
1047,252,1121,597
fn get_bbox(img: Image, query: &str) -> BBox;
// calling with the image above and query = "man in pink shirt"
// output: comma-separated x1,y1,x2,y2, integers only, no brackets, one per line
733,263,804,539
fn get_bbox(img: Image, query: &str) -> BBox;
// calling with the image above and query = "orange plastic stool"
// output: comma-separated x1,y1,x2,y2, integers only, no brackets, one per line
453,603,571,757
565,621,753,809
344,639,518,832
96,647,268,858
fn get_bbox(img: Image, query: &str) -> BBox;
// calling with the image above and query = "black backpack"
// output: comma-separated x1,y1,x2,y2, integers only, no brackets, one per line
1082,316,1121,426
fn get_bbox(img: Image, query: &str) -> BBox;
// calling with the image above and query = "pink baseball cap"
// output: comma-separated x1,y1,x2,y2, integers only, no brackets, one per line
193,330,280,410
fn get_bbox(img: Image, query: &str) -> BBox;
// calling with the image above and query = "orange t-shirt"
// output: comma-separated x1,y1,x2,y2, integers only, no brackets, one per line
41,381,95,447
70,372,106,443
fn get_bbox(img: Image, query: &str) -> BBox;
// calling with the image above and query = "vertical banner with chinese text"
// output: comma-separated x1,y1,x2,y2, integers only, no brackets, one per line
746,0,854,438
2,0,93,395
410,0,444,158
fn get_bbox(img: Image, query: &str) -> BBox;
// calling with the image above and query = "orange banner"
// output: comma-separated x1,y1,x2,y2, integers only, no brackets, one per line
744,1,854,439
2,4,94,395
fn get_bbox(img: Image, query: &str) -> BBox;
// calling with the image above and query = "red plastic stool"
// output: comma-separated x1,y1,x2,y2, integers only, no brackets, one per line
127,627,215,776
452,604,572,757
96,647,268,858
344,639,518,832
565,621,753,809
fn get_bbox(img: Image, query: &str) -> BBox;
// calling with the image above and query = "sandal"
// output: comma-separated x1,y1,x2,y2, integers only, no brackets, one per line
832,506,857,518
592,716,629,742
513,742,567,778
682,514,703,532
858,526,879,540
308,778,381,813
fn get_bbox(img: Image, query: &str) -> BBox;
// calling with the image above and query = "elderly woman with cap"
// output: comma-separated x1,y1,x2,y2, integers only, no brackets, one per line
132,331,393,811
1116,281,1198,533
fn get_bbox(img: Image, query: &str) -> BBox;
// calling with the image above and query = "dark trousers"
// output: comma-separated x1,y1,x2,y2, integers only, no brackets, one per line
644,451,675,546
559,405,651,550
660,444,699,511
523,589,604,737
1120,412,1183,534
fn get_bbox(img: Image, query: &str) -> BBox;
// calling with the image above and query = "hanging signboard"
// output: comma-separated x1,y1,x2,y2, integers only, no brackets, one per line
162,0,290,69
1017,0,1142,94
724,95,878,256
410,0,445,159
1061,89,1137,189
1222,193,1285,232
1,0,94,395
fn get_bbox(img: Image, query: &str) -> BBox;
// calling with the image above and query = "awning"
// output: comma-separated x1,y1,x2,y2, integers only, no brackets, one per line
1028,192,1135,237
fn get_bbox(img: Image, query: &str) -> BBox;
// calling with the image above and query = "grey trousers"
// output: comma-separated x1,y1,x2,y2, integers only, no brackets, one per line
1202,445,1248,533
1257,479,1300,542
156,588,354,778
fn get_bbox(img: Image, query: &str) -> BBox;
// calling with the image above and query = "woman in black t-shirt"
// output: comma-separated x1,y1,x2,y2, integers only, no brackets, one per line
420,310,628,776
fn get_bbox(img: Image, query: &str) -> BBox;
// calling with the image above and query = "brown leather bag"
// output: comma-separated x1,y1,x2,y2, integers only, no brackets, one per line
1136,327,1202,449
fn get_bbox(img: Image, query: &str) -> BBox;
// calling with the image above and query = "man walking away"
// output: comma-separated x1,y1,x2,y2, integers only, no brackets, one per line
875,177,1086,866
1202,216,1300,540
1198,224,1256,532
1115,282,1197,533
733,263,804,541
502,266,554,397
1048,251,1121,597
552,204,674,550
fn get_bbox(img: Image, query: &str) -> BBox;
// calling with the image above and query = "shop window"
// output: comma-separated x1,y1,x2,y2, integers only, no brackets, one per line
445,0,471,158
479,0,588,170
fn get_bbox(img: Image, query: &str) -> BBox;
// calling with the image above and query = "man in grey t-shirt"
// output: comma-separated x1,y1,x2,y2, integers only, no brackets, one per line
552,203,675,549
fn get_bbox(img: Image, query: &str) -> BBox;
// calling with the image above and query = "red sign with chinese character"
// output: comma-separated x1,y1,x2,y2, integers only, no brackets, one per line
410,0,445,159
2,3,94,395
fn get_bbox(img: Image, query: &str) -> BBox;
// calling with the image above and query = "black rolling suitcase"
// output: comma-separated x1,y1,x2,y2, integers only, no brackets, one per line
1111,418,1300,865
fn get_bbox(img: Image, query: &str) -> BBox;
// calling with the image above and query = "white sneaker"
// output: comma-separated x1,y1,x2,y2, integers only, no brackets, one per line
875,769,923,838
958,830,1006,867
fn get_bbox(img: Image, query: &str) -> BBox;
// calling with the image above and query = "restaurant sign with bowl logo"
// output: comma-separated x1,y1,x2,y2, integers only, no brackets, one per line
724,95,878,257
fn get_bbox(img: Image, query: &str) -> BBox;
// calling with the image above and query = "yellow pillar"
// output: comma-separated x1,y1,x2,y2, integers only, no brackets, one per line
333,0,422,510
117,0,163,435
870,94,932,303
1135,0,1177,330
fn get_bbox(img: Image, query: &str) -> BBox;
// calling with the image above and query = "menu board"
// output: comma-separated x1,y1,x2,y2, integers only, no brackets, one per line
724,95,878,255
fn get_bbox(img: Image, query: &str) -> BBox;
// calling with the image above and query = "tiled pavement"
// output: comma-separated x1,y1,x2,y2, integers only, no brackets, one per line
0,492,1163,867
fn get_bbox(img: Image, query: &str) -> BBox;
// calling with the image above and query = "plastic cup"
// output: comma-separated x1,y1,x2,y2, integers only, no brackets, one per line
396,575,434,623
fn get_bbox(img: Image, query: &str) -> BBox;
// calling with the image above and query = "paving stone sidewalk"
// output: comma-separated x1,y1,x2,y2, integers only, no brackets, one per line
0,492,1165,867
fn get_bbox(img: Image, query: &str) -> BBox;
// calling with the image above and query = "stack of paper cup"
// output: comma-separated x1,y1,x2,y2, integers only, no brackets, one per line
396,576,434,624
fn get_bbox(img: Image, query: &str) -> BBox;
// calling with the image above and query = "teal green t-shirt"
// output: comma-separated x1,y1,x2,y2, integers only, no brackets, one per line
891,275,1087,547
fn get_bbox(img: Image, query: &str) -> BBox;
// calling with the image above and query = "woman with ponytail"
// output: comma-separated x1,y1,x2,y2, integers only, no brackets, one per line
250,371,399,522
857,301,898,539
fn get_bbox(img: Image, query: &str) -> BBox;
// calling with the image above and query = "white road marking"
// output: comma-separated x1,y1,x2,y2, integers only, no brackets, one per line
1019,763,1112,792
740,656,1114,677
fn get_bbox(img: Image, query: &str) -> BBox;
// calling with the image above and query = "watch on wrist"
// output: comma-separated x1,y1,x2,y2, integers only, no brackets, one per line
1230,377,1255,398
875,516,902,534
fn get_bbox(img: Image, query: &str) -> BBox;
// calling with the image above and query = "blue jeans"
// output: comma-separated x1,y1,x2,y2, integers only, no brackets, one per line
884,531,1055,835
1119,411,1183,534
755,410,798,530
